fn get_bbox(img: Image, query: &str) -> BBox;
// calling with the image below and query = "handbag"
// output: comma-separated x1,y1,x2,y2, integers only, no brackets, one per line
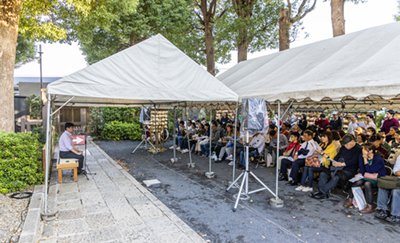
377,176,400,189
363,172,378,181
305,151,321,168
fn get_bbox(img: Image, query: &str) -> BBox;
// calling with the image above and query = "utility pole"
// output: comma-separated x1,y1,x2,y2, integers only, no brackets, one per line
37,45,46,127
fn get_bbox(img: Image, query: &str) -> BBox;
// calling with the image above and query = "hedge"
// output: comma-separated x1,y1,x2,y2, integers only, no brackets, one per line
0,131,45,193
101,121,142,140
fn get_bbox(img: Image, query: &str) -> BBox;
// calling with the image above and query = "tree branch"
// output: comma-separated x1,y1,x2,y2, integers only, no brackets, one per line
286,0,291,16
298,0,317,21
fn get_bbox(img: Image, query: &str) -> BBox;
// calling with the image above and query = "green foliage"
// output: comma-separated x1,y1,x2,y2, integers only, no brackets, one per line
90,107,141,140
31,127,46,144
168,109,182,135
26,94,42,119
228,0,283,54
0,131,45,193
15,35,36,69
396,0,400,21
101,107,140,123
101,121,142,140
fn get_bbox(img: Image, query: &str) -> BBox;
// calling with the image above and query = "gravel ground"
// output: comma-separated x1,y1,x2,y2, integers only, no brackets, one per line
0,190,32,243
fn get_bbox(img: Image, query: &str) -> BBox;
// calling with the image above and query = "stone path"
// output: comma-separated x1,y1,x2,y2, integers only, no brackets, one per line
19,140,205,243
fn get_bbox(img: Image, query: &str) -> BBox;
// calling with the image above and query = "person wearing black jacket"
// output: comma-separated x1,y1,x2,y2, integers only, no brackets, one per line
330,111,342,131
220,112,230,128
298,114,308,132
311,134,362,199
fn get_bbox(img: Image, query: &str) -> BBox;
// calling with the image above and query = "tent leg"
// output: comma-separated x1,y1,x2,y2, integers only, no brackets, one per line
41,94,59,220
232,101,238,185
270,101,284,208
205,108,214,178
172,107,177,163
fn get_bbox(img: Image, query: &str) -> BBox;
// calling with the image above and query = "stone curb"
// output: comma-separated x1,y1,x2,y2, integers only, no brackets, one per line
89,140,206,243
18,185,44,243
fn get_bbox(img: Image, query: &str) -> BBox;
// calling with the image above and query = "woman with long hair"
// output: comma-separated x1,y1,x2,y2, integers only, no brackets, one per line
343,143,386,213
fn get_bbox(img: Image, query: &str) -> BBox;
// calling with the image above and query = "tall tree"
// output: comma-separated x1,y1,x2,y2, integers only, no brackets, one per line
230,0,282,62
193,0,231,75
0,0,23,132
0,0,76,132
395,0,400,21
329,0,366,37
279,0,317,51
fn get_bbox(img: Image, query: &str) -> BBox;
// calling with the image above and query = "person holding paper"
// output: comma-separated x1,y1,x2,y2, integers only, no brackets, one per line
311,134,362,199
343,143,386,213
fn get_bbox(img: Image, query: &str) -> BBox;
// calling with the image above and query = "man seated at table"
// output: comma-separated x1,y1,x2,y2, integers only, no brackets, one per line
59,123,84,174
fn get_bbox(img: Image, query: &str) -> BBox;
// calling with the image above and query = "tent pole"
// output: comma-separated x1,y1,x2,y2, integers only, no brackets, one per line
43,94,52,214
209,108,212,173
173,106,177,163
205,108,214,178
232,100,238,183
275,101,281,200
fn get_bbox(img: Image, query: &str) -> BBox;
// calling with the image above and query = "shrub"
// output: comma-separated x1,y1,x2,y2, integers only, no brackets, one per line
101,121,142,140
32,127,45,144
0,131,45,193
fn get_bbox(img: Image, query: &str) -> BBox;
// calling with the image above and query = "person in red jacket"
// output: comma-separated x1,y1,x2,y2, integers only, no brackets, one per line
315,114,330,134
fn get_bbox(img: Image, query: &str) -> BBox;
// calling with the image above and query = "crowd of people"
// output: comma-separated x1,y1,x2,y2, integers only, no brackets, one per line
169,110,400,224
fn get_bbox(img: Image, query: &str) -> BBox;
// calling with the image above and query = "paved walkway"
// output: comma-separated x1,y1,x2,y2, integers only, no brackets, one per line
21,140,205,243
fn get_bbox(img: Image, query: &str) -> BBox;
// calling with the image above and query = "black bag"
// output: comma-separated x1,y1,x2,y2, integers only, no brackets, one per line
336,170,351,192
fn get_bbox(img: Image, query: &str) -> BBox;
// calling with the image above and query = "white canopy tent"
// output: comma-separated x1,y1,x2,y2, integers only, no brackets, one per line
42,34,239,216
218,22,400,206
218,22,400,110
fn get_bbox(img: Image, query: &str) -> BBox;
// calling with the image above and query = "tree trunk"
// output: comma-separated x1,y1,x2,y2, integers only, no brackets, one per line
204,22,215,76
237,28,248,62
0,0,23,132
279,8,290,51
331,0,345,37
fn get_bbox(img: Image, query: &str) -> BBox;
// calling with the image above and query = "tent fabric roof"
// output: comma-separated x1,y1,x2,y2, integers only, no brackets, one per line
47,34,238,107
218,22,400,109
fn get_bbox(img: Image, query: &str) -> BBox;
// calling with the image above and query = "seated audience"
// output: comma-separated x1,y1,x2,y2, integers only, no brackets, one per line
381,110,400,135
356,133,367,146
298,114,308,133
343,143,386,213
195,124,210,155
364,114,377,131
280,123,290,138
331,130,342,153
268,130,289,165
280,130,320,185
277,132,301,171
315,114,330,133
200,121,220,157
238,132,265,169
220,112,231,128
385,126,398,143
369,134,389,160
215,124,234,163
375,157,400,223
339,130,346,140
325,125,333,132
347,115,359,136
297,131,337,192
330,111,342,131
366,127,376,137
388,130,400,164
311,134,362,199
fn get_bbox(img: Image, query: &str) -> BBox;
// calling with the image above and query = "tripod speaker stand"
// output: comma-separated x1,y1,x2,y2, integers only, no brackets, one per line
226,98,277,212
